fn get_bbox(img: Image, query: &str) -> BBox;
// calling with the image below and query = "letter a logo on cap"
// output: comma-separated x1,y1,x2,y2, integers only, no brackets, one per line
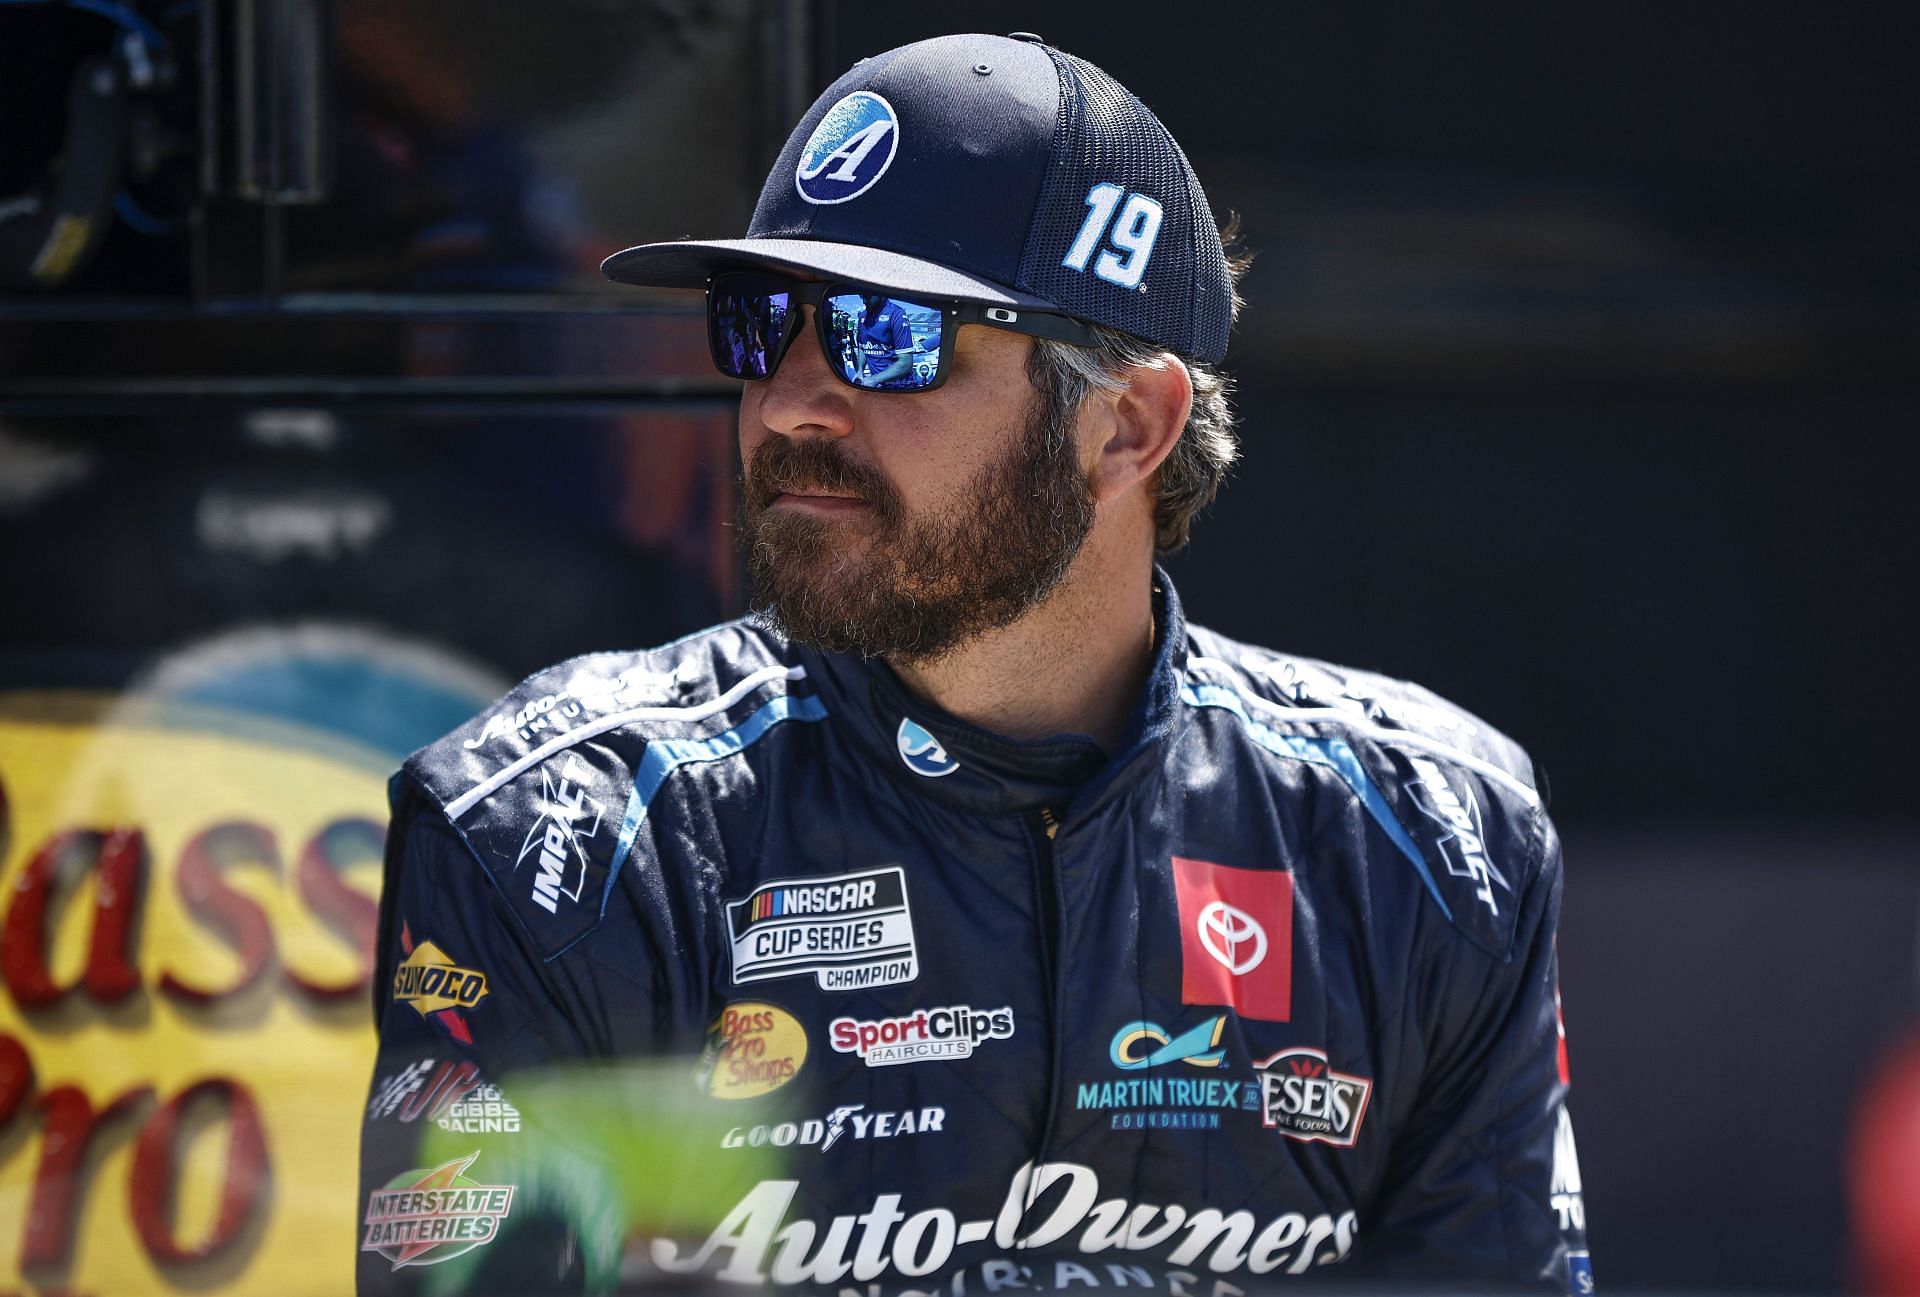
1170,856,1292,1022
796,92,900,205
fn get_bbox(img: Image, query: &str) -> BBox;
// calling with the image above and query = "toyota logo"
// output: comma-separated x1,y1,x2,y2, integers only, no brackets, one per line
1197,901,1267,975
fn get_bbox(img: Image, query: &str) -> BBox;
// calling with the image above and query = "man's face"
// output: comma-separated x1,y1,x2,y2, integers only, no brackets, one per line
738,310,1096,663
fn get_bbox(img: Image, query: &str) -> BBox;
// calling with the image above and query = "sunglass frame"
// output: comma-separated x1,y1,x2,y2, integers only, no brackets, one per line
706,271,1099,394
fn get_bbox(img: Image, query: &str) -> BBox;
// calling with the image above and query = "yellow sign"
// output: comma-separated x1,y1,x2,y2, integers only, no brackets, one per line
393,941,490,1018
0,690,388,1297
699,1001,808,1100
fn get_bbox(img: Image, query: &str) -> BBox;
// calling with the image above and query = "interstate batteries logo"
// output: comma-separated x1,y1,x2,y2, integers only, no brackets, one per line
727,866,917,991
1255,1048,1373,1147
831,1005,1014,1068
362,1152,514,1270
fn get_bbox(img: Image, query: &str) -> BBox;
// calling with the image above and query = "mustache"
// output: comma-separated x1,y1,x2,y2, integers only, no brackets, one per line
744,438,898,518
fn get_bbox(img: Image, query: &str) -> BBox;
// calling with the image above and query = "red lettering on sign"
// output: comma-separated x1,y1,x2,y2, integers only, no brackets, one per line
21,1083,153,1268
128,1079,269,1263
287,817,382,999
159,822,279,1003
1,829,151,1009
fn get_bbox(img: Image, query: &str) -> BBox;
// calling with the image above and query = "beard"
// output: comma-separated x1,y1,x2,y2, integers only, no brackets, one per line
739,391,1097,663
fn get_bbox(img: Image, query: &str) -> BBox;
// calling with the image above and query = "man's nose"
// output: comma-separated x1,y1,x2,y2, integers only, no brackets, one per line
755,305,855,439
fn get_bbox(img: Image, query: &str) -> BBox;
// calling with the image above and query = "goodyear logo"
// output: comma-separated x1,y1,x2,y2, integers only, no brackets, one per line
393,941,489,1019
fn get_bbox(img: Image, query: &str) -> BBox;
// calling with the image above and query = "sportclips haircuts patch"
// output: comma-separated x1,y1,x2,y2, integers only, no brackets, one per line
726,866,918,991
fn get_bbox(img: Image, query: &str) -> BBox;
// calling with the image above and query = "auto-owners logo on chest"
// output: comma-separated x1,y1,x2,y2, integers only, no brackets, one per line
726,866,917,991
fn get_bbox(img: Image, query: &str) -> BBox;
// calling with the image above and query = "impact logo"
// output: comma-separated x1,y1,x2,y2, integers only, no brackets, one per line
796,91,899,204
722,1103,946,1153
361,1151,514,1269
896,717,959,778
1109,1017,1228,1070
512,752,604,915
726,866,918,991
392,927,489,1045
830,1004,1015,1067
1404,755,1511,917
1254,1048,1372,1147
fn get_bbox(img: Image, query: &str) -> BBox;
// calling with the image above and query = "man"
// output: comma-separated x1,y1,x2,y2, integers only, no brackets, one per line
359,32,1592,1296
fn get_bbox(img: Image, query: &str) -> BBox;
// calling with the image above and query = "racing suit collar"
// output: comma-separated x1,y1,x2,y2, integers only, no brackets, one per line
797,569,1190,818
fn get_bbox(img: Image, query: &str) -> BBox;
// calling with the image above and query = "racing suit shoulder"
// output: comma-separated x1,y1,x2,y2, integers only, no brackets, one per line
1185,623,1587,1289
391,618,806,960
1184,623,1551,962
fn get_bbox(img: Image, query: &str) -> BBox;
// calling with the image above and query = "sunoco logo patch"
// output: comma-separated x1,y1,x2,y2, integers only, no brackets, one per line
393,940,489,1018
726,866,917,991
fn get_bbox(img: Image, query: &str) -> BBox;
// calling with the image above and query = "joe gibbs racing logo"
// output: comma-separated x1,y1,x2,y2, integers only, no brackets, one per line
650,1159,1356,1285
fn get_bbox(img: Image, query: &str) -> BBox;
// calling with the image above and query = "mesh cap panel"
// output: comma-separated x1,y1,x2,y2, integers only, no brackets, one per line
1015,50,1230,361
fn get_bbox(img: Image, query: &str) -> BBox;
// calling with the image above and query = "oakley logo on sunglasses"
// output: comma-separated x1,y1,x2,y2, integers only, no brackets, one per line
796,92,900,205
984,308,1018,323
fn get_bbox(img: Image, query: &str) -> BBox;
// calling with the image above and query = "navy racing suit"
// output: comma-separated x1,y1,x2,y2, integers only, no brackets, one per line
358,576,1592,1295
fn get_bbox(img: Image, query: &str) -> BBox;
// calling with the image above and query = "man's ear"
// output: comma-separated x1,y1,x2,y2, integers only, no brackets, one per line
1084,356,1193,506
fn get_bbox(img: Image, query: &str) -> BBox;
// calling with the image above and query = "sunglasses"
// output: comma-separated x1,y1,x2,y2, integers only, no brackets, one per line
706,271,1097,393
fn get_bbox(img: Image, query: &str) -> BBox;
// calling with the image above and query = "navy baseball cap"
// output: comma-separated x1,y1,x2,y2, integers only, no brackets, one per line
601,33,1234,363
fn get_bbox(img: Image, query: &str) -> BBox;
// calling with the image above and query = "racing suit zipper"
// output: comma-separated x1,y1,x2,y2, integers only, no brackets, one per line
1024,805,1066,1221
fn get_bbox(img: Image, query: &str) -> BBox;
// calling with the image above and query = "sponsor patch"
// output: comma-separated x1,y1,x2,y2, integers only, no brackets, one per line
463,660,691,749
1568,1250,1596,1295
361,1151,514,1269
726,866,917,991
393,927,488,1045
1074,1074,1258,1132
512,751,606,916
1254,1048,1372,1147
1170,856,1293,1022
1404,755,1511,918
367,1058,523,1135
1109,1017,1228,1070
795,91,900,205
722,1103,946,1153
649,1159,1358,1283
830,1005,1014,1068
896,717,960,777
1551,1106,1587,1234
700,1001,809,1100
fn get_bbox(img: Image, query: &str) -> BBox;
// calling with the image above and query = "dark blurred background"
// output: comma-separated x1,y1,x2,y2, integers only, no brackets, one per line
2,1,1916,1292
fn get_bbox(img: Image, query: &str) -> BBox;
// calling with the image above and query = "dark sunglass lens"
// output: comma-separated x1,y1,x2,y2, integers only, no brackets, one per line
826,292,938,390
711,286,789,379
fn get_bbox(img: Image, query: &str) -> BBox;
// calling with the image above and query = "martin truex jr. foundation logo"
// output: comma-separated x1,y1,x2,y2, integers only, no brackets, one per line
513,752,605,916
726,866,917,991
362,1151,514,1269
1255,1048,1373,1147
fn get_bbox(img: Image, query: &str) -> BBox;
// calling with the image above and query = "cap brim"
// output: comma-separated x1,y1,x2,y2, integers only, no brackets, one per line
600,237,1060,312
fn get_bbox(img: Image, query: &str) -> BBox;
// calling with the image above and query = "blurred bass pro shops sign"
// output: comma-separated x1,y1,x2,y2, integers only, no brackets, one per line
0,660,490,1296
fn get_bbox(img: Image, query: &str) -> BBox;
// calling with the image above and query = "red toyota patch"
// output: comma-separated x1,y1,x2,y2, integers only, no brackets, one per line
1171,856,1293,1022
